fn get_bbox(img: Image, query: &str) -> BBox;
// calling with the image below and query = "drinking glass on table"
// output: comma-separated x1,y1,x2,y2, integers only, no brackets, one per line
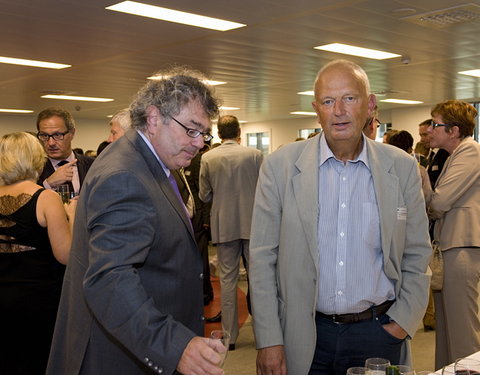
347,367,372,375
396,365,414,375
210,330,230,368
56,184,71,204
365,358,391,375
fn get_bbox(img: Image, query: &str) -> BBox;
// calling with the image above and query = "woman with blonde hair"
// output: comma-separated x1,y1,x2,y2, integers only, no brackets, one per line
0,132,76,374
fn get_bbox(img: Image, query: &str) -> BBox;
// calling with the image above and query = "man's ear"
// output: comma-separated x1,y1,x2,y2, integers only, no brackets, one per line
146,106,160,133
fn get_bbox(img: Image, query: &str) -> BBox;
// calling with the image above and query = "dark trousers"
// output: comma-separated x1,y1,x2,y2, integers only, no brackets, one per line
309,312,404,375
192,212,213,299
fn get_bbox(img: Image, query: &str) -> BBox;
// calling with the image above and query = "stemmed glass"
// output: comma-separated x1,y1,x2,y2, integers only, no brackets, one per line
365,358,391,375
210,330,230,368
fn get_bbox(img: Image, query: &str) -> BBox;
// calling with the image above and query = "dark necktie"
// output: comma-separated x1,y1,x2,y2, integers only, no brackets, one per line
167,172,193,231
56,160,75,194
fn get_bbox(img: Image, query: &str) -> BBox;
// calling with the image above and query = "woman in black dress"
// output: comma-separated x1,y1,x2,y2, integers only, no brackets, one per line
0,132,76,374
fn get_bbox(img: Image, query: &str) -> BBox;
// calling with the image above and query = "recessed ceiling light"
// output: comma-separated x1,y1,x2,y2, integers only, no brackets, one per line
220,106,240,110
239,120,247,124
298,91,314,96
41,95,114,102
314,43,401,60
458,69,480,77
0,56,70,69
147,75,226,86
106,1,246,31
380,99,423,104
290,111,317,116
0,108,34,113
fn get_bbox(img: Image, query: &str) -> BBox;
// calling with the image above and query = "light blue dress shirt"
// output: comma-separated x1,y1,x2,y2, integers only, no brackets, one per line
316,134,395,314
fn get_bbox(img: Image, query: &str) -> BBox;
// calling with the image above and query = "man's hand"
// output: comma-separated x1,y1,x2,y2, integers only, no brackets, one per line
256,345,287,375
46,159,77,188
382,321,408,340
176,336,226,375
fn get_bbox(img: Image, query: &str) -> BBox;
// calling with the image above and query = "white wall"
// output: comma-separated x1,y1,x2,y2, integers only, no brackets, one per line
0,105,434,154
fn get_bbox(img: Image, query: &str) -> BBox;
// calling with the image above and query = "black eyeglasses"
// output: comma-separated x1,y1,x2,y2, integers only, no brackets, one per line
430,121,450,129
37,131,69,142
170,116,213,142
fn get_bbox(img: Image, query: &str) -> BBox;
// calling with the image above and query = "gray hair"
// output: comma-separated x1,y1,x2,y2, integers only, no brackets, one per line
130,66,220,130
314,59,371,99
110,108,131,131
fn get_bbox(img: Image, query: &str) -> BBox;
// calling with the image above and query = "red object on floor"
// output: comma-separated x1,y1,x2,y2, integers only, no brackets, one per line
204,277,249,337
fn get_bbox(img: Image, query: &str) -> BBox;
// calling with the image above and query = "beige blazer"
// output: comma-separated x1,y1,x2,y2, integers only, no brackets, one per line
249,135,432,375
428,137,480,250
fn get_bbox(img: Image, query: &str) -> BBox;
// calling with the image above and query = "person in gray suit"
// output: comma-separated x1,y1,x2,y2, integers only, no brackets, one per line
249,60,431,375
426,100,480,368
46,68,227,375
199,115,263,349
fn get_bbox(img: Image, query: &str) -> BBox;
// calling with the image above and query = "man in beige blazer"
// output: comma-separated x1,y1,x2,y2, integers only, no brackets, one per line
249,60,432,375
199,115,263,348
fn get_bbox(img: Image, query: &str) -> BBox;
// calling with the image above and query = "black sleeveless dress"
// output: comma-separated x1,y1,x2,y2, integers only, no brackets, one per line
0,188,65,375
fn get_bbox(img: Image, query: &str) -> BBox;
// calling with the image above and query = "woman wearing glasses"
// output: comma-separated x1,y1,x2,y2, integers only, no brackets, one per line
0,132,76,374
426,100,480,368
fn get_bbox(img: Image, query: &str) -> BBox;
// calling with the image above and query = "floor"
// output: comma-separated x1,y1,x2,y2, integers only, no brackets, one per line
206,254,436,375
216,284,436,374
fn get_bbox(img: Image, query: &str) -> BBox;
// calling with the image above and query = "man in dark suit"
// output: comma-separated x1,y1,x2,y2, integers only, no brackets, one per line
419,119,449,188
46,68,226,375
36,107,94,195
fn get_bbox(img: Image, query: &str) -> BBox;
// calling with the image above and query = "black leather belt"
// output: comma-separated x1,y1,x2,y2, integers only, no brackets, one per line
316,300,394,324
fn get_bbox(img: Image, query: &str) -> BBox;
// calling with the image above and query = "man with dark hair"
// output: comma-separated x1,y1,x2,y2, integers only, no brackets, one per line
418,118,449,188
36,107,94,195
47,68,226,375
199,115,263,350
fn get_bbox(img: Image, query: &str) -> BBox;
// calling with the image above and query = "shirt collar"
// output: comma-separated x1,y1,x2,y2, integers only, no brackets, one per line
50,152,75,167
319,133,370,169
137,130,170,177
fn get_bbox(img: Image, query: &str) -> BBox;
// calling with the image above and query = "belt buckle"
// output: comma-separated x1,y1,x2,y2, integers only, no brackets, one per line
332,314,342,324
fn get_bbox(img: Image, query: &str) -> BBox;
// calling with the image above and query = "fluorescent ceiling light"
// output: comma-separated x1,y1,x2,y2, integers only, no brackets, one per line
458,69,480,77
106,1,246,31
0,108,34,113
41,95,114,102
314,43,401,60
290,111,317,116
220,106,240,110
380,99,423,104
147,76,226,86
239,120,247,124
0,56,70,69
298,91,314,96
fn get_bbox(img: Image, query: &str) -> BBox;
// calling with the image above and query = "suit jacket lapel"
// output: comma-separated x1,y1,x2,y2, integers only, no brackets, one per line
125,130,195,239
292,138,320,269
367,140,398,261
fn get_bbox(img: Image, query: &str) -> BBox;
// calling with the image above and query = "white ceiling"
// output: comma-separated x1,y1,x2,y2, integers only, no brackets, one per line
1,0,480,122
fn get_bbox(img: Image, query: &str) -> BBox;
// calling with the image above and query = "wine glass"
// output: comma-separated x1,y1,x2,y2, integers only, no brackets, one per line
396,365,415,375
347,367,371,375
210,330,230,368
56,184,70,204
365,358,391,375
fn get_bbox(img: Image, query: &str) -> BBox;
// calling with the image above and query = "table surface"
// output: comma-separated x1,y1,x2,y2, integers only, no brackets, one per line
435,351,480,374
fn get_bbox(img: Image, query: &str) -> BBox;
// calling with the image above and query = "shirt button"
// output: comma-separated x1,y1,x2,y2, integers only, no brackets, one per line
340,232,345,237
337,290,343,295
199,273,204,279
339,261,344,266
342,176,346,181
341,203,346,208
201,315,205,321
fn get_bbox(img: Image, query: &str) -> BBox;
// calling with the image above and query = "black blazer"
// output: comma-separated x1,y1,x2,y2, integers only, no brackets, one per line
427,148,449,188
37,152,94,190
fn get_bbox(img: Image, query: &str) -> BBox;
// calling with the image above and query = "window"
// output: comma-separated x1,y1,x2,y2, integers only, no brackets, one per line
247,132,270,155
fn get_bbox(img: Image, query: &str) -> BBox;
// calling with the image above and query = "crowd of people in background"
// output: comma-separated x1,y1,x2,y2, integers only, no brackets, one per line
0,59,479,375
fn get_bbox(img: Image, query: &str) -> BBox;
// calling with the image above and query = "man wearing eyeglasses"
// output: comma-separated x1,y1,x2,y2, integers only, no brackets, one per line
47,68,227,375
36,107,94,195
199,115,263,350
